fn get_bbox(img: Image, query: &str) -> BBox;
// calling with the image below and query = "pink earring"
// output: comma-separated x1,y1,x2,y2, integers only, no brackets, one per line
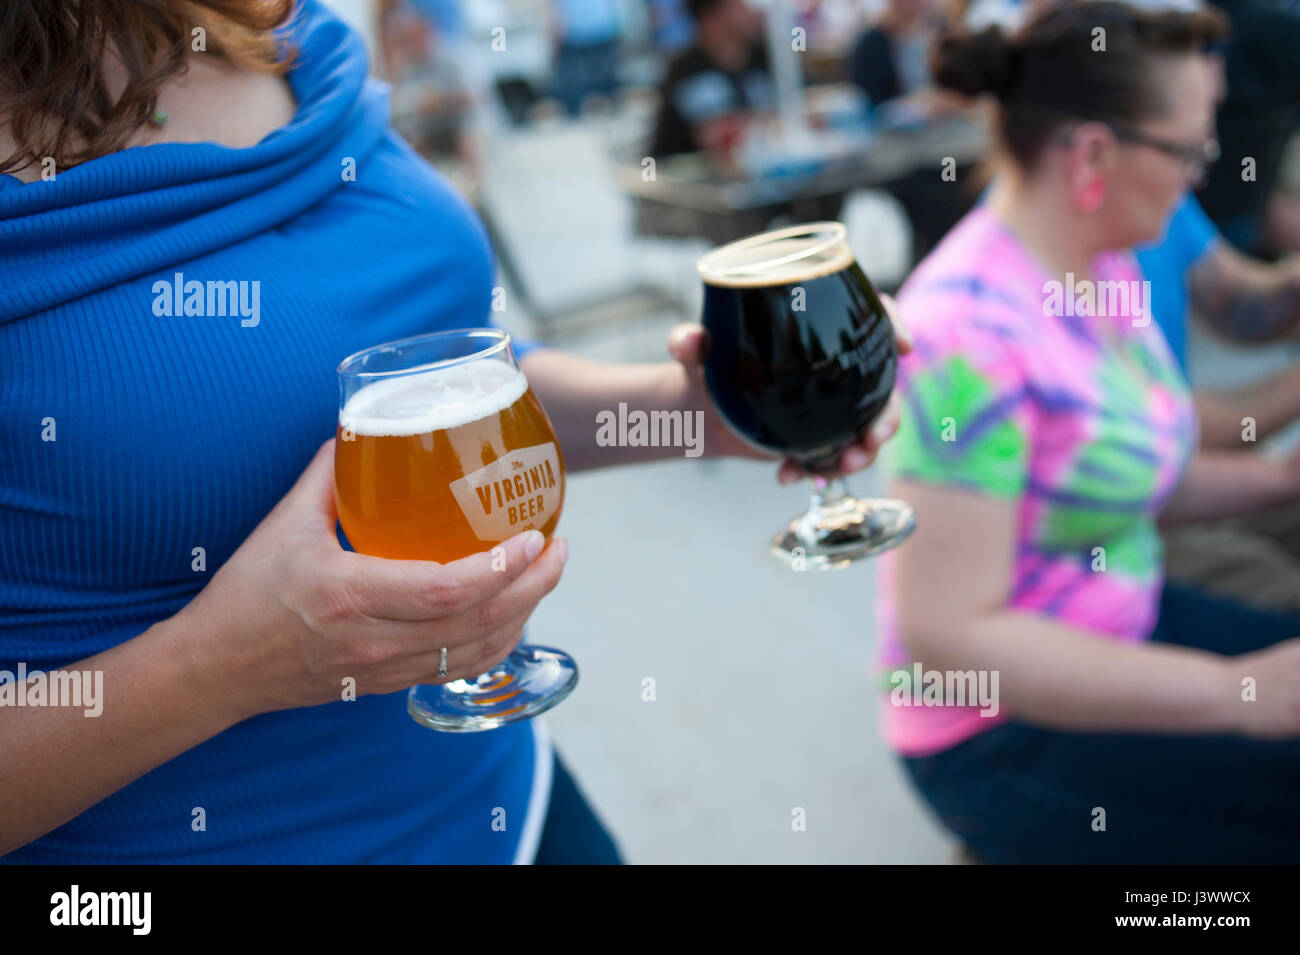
1079,179,1105,212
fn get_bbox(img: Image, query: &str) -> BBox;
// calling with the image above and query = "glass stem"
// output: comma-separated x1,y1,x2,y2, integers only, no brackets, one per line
809,474,852,510
797,475,853,544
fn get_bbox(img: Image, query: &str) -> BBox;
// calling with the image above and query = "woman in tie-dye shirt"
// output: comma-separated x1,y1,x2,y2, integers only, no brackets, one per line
877,3,1300,863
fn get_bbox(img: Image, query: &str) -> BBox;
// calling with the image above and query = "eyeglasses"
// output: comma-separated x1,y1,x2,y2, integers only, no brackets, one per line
1106,122,1221,188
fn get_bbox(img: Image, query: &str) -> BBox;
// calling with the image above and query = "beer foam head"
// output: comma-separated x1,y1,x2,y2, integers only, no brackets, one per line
341,359,528,437
697,224,855,288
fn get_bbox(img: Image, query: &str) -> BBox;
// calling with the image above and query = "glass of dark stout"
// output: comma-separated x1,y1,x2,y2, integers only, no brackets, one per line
697,222,916,568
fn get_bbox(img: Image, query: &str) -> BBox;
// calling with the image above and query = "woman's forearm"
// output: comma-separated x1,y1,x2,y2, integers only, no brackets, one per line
1159,449,1299,525
1194,364,1300,449
0,615,247,857
906,608,1241,734
893,481,1246,737
520,349,718,472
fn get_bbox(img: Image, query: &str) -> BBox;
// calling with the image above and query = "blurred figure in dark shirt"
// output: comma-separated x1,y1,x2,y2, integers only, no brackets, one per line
846,0,978,263
1196,0,1300,256
648,0,774,160
849,0,966,123
550,0,624,117
648,0,697,53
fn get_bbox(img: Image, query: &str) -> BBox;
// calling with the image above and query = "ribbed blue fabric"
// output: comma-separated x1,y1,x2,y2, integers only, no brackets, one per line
0,0,543,863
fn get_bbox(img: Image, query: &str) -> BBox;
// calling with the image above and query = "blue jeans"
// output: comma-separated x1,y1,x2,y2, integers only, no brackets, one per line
901,584,1300,863
533,749,623,864
554,40,620,117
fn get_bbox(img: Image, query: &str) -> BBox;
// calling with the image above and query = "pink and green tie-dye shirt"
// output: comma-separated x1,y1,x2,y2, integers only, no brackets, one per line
876,206,1197,757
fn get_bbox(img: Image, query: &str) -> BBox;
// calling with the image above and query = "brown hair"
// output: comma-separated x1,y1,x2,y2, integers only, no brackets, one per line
0,0,297,175
931,1,1228,168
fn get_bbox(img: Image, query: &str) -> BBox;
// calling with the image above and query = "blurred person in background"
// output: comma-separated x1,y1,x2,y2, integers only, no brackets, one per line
0,0,905,864
1136,190,1300,616
648,0,698,52
550,0,624,117
377,0,476,161
1019,0,1300,615
960,0,1300,621
648,0,774,162
1195,0,1300,257
848,0,966,123
877,2,1300,864
847,0,981,261
794,0,874,63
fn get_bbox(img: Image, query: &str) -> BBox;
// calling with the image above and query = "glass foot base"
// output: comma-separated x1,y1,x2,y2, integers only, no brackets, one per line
771,496,916,570
407,645,578,732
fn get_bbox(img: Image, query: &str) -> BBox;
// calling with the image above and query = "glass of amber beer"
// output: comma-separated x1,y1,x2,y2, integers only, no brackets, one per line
335,329,577,731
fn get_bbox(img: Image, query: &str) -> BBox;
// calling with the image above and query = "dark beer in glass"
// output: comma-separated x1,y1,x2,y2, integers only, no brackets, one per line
698,222,915,568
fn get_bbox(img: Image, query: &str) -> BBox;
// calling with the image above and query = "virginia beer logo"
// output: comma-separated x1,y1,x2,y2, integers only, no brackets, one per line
449,443,561,542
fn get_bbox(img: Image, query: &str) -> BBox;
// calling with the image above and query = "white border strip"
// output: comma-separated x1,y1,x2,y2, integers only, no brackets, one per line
511,717,553,865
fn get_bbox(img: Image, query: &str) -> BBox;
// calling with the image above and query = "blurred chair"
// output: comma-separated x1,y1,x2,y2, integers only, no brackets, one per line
476,120,695,339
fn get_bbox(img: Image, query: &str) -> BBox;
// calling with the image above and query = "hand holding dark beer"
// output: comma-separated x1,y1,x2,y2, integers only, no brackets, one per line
667,294,912,484
690,222,918,568
174,439,568,720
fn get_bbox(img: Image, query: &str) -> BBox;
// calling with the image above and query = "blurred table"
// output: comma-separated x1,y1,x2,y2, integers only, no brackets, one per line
614,116,989,247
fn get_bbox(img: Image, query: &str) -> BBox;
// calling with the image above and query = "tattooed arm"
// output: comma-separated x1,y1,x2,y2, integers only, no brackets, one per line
1188,239,1300,343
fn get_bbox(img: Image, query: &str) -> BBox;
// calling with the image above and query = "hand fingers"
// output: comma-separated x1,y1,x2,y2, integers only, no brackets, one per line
774,391,902,484
410,614,530,685
667,323,707,365
838,443,875,473
879,293,912,355
343,529,550,621
431,537,567,646
833,397,901,476
863,391,903,454
335,538,565,689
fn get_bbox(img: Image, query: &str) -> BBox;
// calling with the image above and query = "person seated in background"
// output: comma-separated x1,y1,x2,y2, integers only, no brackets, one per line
1137,192,1300,615
846,0,981,263
549,0,624,118
1195,0,1300,257
848,0,967,125
877,2,1300,864
647,0,698,54
376,0,475,162
647,0,773,163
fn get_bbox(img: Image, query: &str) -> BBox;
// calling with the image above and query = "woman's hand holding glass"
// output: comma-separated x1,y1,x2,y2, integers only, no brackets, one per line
175,439,567,721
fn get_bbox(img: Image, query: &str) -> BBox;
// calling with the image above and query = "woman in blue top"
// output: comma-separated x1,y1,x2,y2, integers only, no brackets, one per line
0,0,902,863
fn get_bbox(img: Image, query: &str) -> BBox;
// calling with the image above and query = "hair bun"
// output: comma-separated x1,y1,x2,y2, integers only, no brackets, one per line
930,26,1018,100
